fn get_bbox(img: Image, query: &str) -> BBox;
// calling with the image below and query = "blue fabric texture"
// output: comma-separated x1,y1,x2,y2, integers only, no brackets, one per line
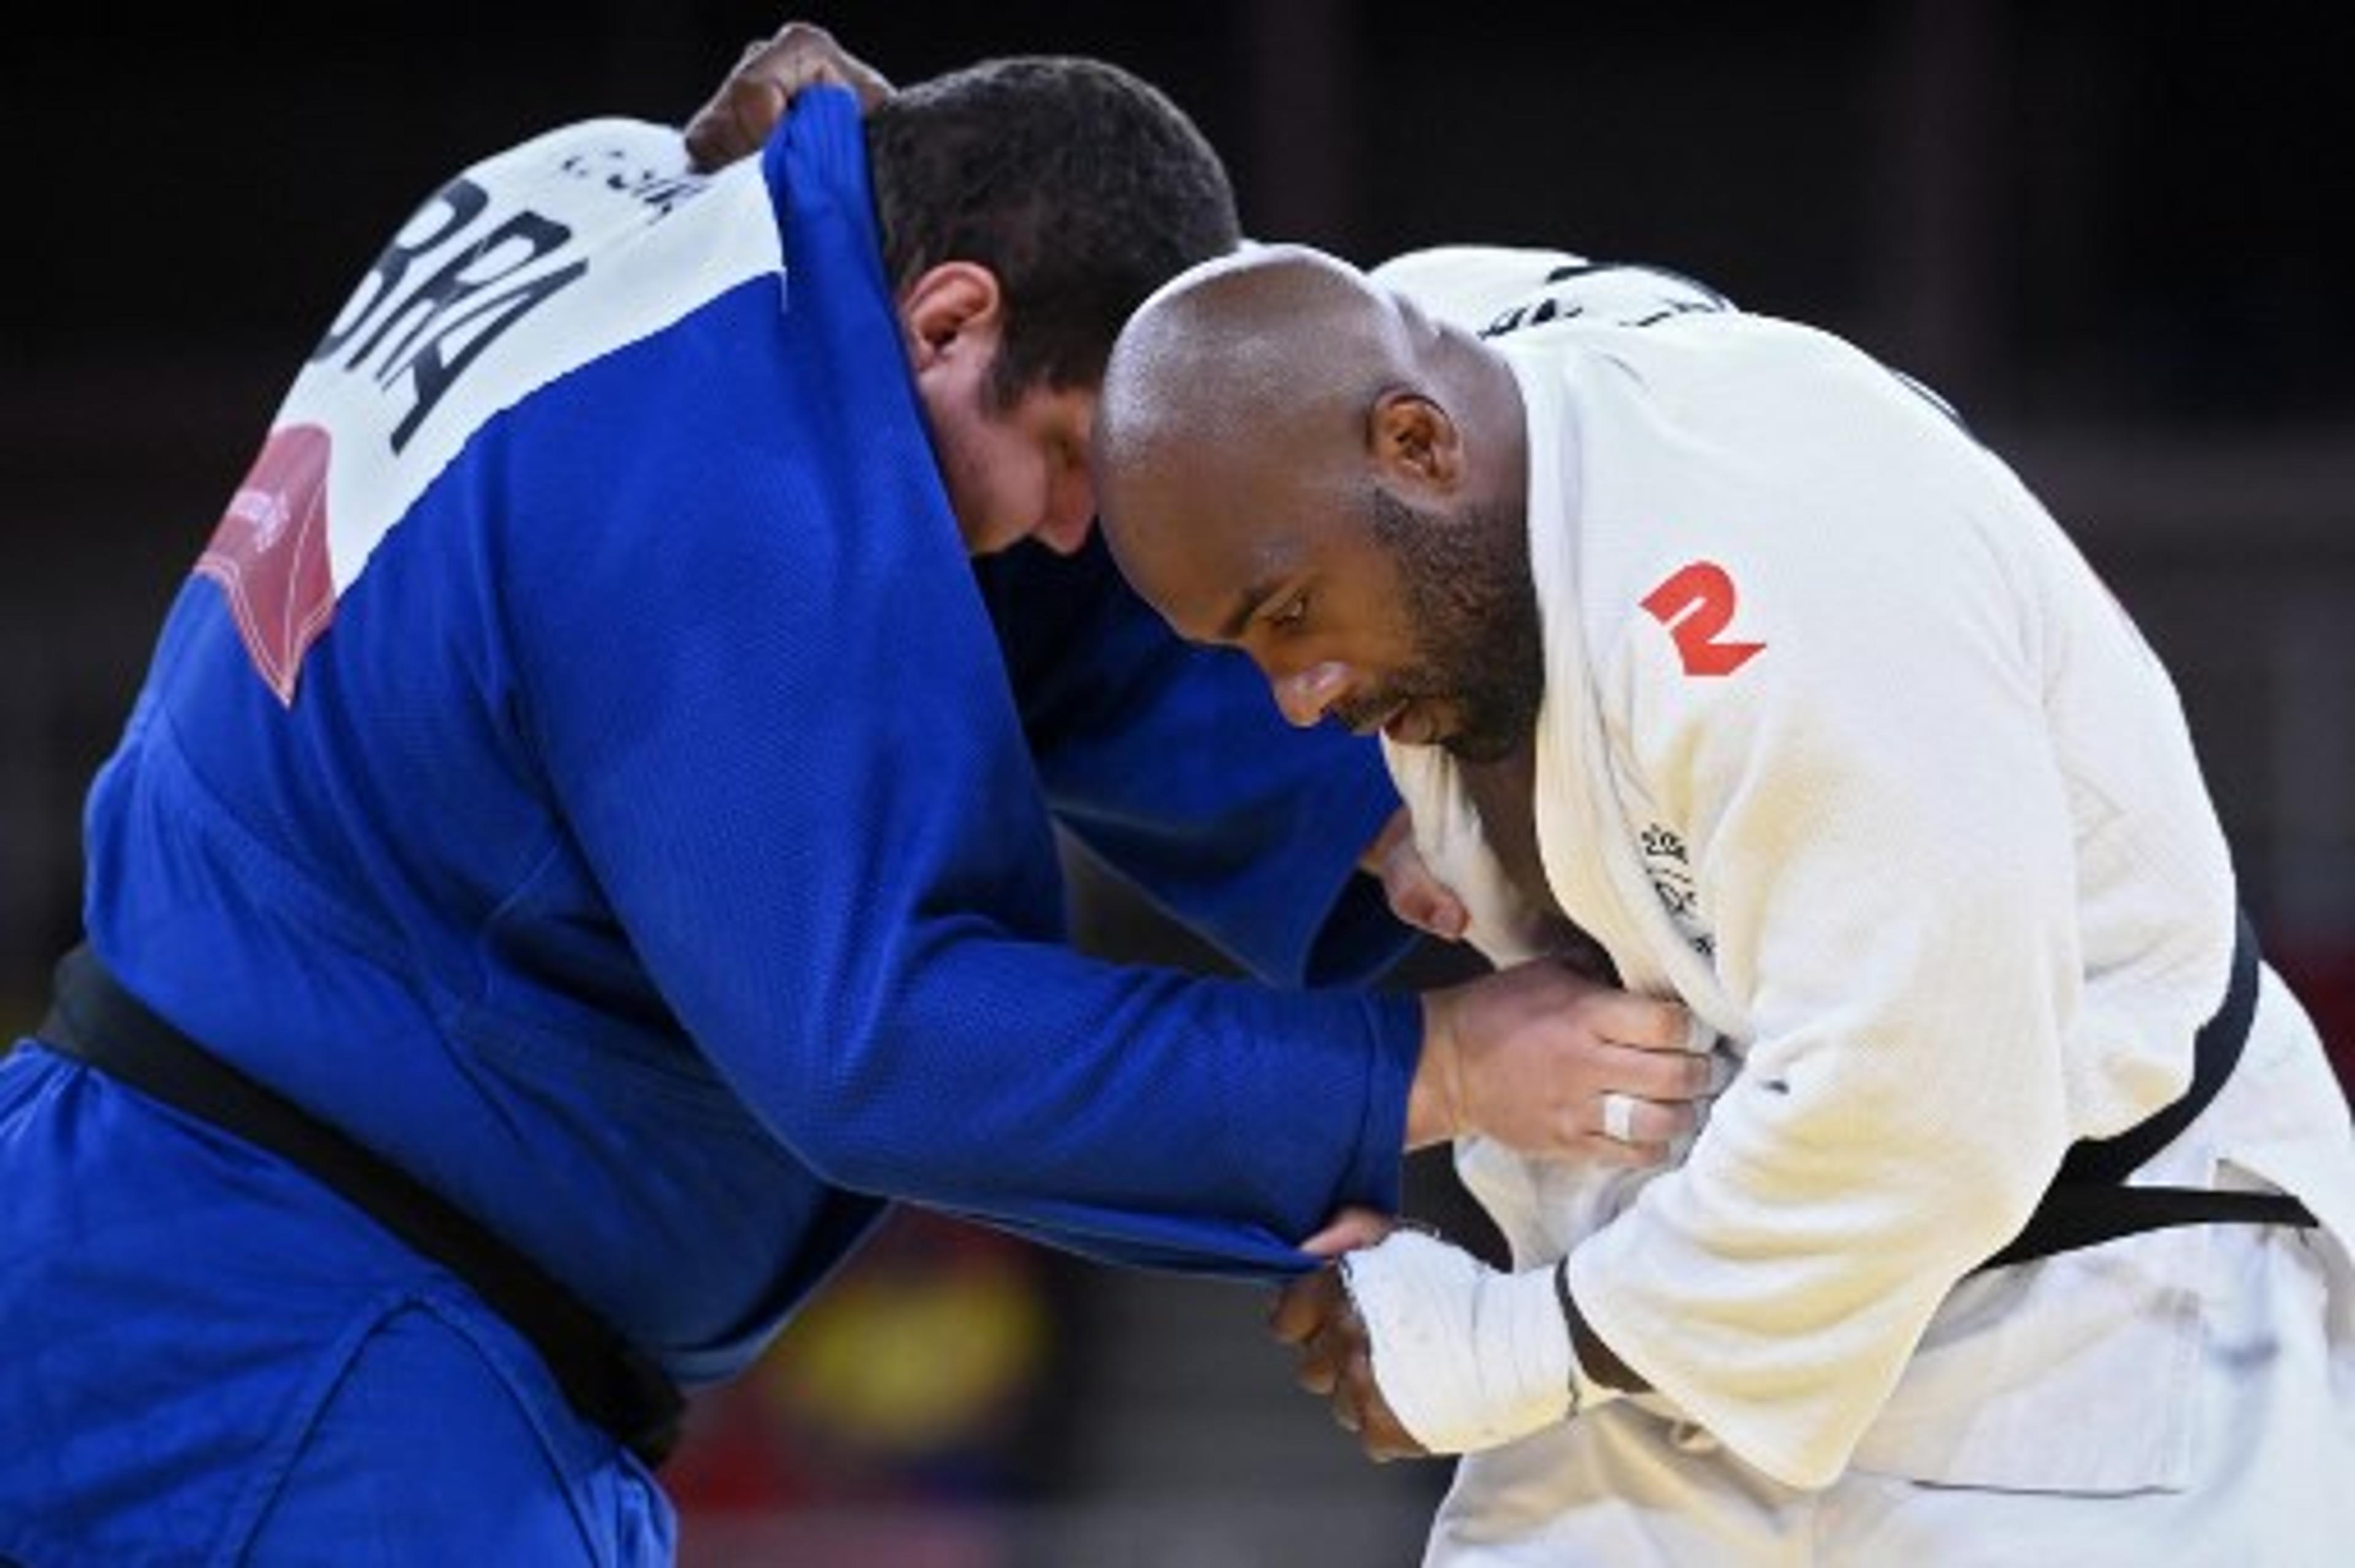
0,1047,676,1567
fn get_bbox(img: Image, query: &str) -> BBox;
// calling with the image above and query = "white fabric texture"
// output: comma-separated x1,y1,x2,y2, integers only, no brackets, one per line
1417,1203,2353,1568
1366,251,2355,1560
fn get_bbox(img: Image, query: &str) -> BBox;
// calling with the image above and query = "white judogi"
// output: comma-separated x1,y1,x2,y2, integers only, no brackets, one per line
1373,250,2355,1564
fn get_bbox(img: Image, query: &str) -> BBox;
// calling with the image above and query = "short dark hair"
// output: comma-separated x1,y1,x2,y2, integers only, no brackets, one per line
865,56,1241,408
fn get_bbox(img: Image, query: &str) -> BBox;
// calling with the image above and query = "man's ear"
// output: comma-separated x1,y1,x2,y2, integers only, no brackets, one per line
900,261,1003,368
1369,390,1464,495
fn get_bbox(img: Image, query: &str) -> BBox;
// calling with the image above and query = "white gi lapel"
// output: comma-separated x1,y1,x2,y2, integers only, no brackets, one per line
1380,740,1556,967
1508,343,1728,1022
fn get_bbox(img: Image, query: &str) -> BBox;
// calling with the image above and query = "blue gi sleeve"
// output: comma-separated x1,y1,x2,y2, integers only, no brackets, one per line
977,537,1417,990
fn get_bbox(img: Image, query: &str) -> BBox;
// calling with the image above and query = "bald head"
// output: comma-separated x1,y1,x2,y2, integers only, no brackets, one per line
1092,243,1543,760
1102,245,1410,468
1095,246,1411,610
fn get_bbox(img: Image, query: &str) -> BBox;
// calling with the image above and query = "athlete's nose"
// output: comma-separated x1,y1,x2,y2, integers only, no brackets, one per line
1029,456,1097,556
1033,505,1097,556
1272,660,1349,728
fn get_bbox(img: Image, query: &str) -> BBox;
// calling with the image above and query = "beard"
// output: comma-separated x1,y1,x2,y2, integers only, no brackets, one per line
1354,485,1545,763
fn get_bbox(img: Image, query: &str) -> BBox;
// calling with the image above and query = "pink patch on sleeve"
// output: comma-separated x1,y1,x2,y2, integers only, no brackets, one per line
194,423,337,706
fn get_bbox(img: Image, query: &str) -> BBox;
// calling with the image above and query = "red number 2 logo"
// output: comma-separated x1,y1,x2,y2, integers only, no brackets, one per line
1639,560,1764,677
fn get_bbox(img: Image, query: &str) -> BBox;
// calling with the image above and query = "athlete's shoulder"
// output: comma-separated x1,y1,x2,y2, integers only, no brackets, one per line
1371,245,1590,331
426,117,735,235
1373,244,1737,340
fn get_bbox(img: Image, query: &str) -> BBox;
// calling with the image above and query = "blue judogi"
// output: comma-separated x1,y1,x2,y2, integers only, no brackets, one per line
1,90,1413,1564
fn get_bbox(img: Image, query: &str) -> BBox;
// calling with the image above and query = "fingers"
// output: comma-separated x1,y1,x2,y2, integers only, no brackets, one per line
1439,957,1734,1160
1271,1269,1361,1404
1276,1276,1426,1461
1295,1300,1356,1398
1269,1265,1347,1347
1567,977,1710,1055
1315,1325,1360,1409
683,23,895,172
1328,1340,1368,1431
1298,1205,1396,1258
1590,1038,1718,1103
1363,808,1470,941
1282,1219,1412,1456
1393,881,1470,942
1576,1129,1681,1168
683,76,785,171
738,22,894,106
1271,1260,1435,1464
1501,956,1708,1055
1598,1086,1697,1146
1355,1382,1431,1463
1311,1303,1428,1462
1531,964,1719,1104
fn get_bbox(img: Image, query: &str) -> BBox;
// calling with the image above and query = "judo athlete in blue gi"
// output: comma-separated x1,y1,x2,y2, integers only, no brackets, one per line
0,44,1709,1568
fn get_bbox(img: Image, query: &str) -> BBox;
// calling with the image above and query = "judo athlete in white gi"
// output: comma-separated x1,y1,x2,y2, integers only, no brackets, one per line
1092,242,2355,1566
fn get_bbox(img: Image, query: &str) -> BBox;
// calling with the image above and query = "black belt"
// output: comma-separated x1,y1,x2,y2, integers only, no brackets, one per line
36,944,684,1467
1977,910,2318,1272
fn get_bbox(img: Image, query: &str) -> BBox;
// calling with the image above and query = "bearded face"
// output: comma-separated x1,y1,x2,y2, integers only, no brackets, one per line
1348,485,1545,763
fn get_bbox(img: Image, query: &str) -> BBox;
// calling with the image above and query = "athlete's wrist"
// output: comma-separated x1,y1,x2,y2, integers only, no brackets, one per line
1343,1233,1595,1453
1555,1257,1648,1401
1554,1259,1631,1417
1406,990,1468,1149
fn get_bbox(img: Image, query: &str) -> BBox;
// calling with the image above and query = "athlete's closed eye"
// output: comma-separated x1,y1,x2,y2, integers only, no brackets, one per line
1265,591,1309,631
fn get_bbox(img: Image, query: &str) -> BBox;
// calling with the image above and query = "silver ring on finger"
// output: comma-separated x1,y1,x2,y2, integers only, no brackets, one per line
1601,1090,1640,1144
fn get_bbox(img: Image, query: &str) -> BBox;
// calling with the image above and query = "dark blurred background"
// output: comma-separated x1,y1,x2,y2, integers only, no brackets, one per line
5,3,2350,1564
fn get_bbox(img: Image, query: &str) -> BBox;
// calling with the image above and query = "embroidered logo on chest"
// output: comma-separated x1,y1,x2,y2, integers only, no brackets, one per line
1639,822,1714,957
